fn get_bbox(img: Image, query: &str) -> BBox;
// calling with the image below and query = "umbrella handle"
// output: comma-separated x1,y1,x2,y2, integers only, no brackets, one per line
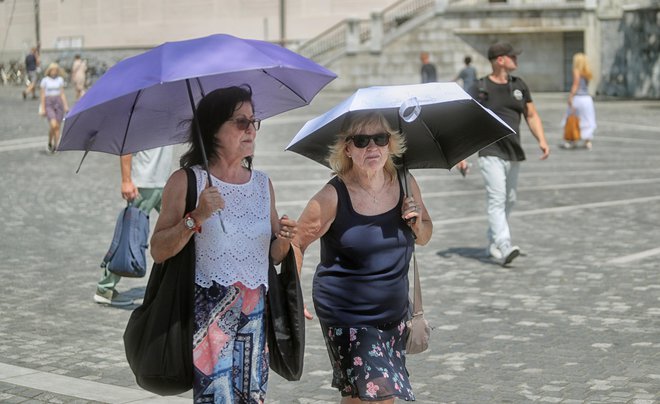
399,165,417,227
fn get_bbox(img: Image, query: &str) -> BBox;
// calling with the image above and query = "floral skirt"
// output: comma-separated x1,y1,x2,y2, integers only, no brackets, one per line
321,319,415,401
193,281,268,404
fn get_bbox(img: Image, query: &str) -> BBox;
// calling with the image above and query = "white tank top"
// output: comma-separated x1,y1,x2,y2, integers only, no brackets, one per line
191,165,271,289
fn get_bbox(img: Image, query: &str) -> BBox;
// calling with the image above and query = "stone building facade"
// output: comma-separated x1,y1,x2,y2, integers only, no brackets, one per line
1,0,657,98
311,0,658,98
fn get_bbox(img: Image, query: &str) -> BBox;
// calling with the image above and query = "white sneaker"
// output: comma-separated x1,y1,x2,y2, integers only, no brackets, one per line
500,244,520,266
488,243,503,259
94,289,134,306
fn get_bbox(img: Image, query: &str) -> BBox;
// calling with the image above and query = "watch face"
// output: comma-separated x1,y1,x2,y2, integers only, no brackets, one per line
185,216,195,229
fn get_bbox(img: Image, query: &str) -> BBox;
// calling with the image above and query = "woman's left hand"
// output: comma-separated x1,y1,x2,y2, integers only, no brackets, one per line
276,214,297,241
402,196,420,222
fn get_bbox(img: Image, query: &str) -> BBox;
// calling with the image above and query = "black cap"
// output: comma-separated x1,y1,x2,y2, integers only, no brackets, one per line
488,42,522,60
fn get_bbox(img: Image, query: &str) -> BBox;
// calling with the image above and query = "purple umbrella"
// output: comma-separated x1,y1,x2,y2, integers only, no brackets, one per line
59,34,336,156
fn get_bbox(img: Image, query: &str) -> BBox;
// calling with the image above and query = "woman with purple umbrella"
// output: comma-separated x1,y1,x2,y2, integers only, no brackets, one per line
150,86,297,403
292,111,433,403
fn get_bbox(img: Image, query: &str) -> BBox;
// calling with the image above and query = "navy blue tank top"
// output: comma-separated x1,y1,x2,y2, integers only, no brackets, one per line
312,176,415,327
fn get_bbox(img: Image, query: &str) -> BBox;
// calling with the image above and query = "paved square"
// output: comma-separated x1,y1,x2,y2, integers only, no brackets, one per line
0,85,658,403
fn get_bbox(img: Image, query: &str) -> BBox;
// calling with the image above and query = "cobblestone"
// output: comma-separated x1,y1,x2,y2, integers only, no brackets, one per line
0,84,659,403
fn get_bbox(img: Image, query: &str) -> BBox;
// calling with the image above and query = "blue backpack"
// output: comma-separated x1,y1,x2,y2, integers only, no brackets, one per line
101,206,150,278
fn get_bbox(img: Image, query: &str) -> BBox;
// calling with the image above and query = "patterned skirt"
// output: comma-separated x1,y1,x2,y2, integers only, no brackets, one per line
45,96,65,122
321,319,415,401
193,281,268,404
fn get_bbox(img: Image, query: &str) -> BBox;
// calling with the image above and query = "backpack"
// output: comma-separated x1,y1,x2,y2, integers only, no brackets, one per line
101,206,150,278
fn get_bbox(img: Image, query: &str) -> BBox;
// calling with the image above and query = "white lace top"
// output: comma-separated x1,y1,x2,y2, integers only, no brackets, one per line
191,165,271,289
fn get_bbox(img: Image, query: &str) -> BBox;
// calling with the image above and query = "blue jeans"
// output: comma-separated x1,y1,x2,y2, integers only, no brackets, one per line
478,156,520,249
97,188,162,293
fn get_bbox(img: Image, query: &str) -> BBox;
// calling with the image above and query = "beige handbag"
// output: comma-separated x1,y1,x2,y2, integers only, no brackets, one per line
399,167,431,354
406,252,431,354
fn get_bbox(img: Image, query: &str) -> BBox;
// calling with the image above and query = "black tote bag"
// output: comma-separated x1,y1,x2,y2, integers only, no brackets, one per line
123,168,196,395
266,246,305,381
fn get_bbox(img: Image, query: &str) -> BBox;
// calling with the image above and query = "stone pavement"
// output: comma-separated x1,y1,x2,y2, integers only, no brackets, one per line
0,83,659,404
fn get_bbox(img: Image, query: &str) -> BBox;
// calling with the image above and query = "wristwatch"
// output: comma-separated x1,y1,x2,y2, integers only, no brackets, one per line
184,214,201,233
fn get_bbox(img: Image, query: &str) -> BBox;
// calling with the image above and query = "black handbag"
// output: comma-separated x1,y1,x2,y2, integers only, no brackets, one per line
123,168,196,395
266,245,305,381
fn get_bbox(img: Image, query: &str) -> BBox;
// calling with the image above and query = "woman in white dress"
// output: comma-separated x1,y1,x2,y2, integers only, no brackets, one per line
563,53,597,150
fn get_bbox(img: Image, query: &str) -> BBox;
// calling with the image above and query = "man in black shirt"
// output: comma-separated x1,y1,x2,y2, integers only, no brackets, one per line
22,47,40,100
458,42,550,266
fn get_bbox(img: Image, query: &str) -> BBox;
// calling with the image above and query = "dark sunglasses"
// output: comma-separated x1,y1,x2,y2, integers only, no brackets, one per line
347,133,390,148
228,117,261,131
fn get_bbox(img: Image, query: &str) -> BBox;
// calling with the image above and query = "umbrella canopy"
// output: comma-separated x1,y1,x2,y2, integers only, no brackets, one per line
285,82,514,170
59,33,337,155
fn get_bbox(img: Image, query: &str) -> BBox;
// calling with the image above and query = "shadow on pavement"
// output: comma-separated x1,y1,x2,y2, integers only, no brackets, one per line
435,246,499,266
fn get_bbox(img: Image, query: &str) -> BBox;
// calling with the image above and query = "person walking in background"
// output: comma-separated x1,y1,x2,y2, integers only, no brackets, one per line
292,112,433,402
419,51,437,83
71,54,87,100
150,86,296,403
458,42,550,266
561,52,597,150
454,55,477,90
22,47,40,100
93,146,173,306
39,63,69,153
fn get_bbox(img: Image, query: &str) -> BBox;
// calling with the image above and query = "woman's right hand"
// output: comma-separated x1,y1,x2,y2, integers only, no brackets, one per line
304,305,314,320
195,182,224,223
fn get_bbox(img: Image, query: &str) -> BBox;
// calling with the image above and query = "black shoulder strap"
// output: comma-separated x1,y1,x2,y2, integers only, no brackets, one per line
478,76,487,91
477,77,488,101
183,168,197,216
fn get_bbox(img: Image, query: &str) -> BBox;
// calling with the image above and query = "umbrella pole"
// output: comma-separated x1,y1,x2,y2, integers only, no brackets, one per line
400,155,417,227
185,79,226,232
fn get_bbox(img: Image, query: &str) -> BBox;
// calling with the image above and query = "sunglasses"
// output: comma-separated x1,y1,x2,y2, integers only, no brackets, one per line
228,117,261,131
346,133,390,148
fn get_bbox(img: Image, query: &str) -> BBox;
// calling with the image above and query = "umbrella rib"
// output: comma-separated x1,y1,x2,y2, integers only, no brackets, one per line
261,69,306,104
118,90,142,155
397,113,448,168
418,118,448,165
195,77,206,97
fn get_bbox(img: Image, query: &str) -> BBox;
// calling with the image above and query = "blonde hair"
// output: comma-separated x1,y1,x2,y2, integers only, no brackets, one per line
327,111,407,181
45,62,64,77
573,53,593,81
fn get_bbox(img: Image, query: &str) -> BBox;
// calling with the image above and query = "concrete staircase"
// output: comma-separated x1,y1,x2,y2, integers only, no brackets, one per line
295,0,441,66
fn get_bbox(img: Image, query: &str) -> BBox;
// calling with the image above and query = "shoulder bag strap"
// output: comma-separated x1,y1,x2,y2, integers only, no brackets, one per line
183,168,197,215
411,250,423,316
397,167,424,315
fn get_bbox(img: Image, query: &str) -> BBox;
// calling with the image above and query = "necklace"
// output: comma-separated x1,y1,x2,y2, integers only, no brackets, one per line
356,178,386,204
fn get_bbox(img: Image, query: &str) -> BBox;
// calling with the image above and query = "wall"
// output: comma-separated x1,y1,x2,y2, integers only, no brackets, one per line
0,0,37,61
0,0,389,58
598,6,660,98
